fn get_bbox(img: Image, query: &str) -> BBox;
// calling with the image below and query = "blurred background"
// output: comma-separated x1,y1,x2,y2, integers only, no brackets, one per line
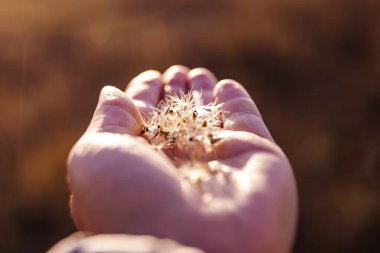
0,0,379,252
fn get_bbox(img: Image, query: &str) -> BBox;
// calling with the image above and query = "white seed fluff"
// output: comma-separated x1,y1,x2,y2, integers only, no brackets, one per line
142,91,234,203
142,91,223,159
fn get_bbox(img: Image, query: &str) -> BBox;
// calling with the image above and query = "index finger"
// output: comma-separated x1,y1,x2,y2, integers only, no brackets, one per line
126,70,163,119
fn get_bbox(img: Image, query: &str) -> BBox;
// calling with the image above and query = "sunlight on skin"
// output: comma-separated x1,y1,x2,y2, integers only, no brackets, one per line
67,66,298,253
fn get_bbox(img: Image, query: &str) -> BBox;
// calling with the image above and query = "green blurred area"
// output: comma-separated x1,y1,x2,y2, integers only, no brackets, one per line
0,0,379,252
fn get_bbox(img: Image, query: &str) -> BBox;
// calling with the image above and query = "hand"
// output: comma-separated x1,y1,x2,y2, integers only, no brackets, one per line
67,66,298,253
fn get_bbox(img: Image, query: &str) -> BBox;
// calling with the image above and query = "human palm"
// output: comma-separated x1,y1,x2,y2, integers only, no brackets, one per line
67,66,297,253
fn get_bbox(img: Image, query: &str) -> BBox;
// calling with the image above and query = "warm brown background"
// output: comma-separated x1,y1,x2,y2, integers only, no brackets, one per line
0,0,379,252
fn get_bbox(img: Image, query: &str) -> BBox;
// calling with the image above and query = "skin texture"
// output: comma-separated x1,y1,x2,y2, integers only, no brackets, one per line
67,66,298,253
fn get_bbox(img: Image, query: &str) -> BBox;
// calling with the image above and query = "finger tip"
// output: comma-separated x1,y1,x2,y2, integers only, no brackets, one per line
100,85,129,102
100,85,130,103
215,79,249,101
100,84,121,95
126,69,163,109
188,67,217,83
215,79,241,92
132,70,162,87
93,85,143,135
140,69,162,79
163,65,189,83
164,65,190,75
163,65,190,94
188,68,217,103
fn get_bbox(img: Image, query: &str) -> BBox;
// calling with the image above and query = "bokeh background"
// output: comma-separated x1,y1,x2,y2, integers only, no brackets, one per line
0,0,379,252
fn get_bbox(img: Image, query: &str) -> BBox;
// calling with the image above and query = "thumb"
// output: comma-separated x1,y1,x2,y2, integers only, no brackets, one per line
86,86,143,135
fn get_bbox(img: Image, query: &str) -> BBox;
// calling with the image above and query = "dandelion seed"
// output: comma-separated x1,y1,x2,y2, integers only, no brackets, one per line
141,125,149,135
193,110,198,121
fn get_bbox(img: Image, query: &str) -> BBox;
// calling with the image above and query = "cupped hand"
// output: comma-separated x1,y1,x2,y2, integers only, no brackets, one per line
67,66,298,253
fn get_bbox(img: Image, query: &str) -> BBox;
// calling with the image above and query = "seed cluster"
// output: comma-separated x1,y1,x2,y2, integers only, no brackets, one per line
142,91,233,203
142,91,223,160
